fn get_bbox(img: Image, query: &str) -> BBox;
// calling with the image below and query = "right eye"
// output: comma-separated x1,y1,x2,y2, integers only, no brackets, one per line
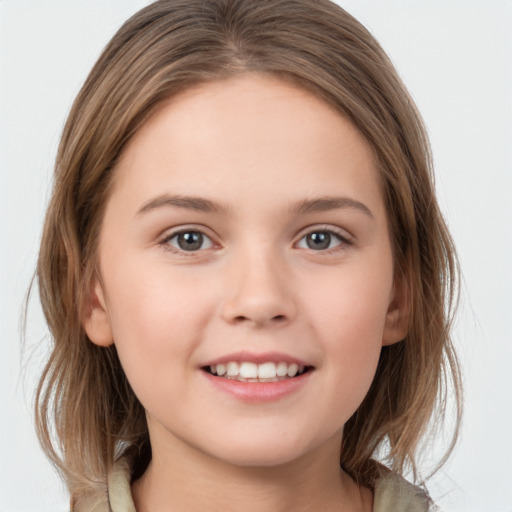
163,230,214,252
296,230,343,251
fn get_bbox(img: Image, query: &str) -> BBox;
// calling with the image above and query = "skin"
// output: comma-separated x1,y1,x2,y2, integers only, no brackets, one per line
84,73,408,512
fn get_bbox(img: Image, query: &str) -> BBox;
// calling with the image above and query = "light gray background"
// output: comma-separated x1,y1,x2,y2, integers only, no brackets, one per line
1,1,511,511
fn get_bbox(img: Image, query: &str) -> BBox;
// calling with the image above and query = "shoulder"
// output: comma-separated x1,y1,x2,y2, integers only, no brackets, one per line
373,472,434,512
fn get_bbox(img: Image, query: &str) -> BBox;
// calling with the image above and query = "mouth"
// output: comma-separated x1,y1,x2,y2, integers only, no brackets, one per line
202,361,313,383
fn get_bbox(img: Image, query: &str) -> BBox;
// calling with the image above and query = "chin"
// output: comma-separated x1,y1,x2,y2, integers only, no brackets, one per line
203,431,325,469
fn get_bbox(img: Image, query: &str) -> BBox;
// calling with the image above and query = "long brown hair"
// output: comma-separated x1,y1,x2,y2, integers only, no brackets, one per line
35,0,462,501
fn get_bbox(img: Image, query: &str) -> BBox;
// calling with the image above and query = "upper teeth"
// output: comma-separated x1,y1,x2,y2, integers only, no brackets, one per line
209,361,306,380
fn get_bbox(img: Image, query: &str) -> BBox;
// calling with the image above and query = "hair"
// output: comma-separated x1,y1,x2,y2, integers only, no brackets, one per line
34,0,462,502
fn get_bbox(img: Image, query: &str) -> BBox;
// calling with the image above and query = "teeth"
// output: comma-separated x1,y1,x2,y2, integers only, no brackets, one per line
276,362,288,377
226,362,239,377
258,362,276,379
287,363,298,377
208,361,308,381
239,362,258,379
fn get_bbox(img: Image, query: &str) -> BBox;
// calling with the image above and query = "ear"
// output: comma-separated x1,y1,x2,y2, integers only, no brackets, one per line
82,277,114,347
382,270,410,346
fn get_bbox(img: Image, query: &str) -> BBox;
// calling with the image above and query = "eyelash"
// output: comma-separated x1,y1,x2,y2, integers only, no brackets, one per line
295,225,353,253
159,227,216,256
159,225,352,256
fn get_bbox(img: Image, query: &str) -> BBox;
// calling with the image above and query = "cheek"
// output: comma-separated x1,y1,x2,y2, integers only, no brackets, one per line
305,260,393,339
101,257,215,389
106,254,208,329
302,262,393,398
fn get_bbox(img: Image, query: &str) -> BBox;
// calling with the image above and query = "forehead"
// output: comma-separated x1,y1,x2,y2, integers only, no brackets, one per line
110,73,385,221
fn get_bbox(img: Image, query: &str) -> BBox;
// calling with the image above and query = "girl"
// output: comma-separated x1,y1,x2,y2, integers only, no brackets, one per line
35,0,462,510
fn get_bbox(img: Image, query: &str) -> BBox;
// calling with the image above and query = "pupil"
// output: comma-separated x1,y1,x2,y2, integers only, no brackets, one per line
178,232,203,251
307,232,330,250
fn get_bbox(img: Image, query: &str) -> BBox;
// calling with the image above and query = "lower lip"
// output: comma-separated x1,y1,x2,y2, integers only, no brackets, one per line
202,370,313,403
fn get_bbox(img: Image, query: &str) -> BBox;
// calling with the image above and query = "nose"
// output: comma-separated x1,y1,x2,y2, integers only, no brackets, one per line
220,248,297,328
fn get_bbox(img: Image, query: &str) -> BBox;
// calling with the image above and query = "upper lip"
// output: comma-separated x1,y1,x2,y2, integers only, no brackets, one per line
202,351,313,367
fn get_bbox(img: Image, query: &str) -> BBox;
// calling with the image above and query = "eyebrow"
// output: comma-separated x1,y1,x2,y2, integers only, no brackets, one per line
291,197,374,218
136,194,230,216
136,193,373,219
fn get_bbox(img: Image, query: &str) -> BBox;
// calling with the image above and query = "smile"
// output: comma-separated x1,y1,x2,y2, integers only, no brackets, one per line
205,361,311,382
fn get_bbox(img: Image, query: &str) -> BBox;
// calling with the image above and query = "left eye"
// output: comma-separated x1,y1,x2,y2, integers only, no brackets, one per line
165,230,213,252
296,230,344,251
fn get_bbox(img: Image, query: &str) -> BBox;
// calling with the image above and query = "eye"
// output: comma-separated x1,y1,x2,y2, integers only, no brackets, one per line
296,230,347,251
164,230,214,252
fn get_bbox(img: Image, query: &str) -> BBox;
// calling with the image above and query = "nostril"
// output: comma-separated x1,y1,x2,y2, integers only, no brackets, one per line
231,314,287,325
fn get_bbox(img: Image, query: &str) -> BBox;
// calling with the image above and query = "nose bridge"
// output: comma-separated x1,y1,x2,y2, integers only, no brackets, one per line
221,239,296,326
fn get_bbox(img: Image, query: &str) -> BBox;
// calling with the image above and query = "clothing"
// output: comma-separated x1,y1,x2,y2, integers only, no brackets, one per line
75,457,432,512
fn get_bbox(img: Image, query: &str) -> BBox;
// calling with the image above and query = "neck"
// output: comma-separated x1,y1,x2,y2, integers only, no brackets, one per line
131,430,372,512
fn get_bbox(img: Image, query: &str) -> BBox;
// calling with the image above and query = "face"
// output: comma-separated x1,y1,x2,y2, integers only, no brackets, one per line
85,74,407,468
